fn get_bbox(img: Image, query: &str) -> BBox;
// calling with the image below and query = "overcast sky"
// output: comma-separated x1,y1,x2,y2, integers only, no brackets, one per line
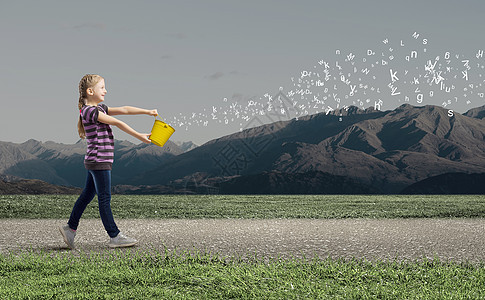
1,0,484,145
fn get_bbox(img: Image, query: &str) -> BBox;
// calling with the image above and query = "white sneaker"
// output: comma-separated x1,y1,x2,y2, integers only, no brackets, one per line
108,232,138,248
59,225,76,249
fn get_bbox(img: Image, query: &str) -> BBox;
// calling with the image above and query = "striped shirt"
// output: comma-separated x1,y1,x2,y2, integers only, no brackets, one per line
81,104,115,170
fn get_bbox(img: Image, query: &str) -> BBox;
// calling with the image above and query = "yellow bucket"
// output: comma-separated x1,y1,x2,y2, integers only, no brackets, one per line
150,115,175,147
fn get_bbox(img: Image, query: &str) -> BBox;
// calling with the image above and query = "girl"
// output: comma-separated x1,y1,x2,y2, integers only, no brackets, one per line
59,74,157,249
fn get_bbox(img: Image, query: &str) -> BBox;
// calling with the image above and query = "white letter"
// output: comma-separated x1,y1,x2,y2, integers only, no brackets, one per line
390,69,399,83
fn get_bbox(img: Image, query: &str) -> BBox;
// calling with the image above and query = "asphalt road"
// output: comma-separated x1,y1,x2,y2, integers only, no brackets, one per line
1,219,484,262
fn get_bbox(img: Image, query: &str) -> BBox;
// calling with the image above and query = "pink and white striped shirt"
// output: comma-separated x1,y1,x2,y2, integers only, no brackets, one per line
80,104,114,170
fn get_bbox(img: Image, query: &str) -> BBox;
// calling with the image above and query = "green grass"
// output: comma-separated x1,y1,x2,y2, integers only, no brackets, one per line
2,194,485,298
1,249,484,299
1,194,485,219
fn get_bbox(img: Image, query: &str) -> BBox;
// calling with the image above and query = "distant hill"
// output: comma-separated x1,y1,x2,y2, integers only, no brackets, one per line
0,177,81,194
174,141,198,152
463,104,485,119
401,172,485,194
216,171,379,194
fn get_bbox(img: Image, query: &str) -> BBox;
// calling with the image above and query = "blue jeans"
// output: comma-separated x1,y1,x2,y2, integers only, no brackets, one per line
68,170,120,238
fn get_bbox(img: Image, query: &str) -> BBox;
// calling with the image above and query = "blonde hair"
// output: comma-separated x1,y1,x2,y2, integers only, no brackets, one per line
77,74,104,139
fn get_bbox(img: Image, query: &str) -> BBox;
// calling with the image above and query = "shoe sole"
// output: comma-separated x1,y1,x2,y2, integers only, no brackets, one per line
59,226,75,249
108,241,138,248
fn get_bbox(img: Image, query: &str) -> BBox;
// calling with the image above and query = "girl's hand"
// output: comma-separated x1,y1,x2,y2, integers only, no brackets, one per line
138,133,152,144
148,109,158,117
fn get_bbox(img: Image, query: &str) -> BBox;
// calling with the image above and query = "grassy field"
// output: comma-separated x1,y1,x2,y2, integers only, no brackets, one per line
2,194,485,299
1,249,484,299
1,194,485,219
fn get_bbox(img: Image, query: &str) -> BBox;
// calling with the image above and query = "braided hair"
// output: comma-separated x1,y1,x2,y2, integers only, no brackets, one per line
77,74,103,139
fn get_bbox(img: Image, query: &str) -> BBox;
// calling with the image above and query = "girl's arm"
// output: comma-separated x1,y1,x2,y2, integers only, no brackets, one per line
108,106,158,116
97,112,151,144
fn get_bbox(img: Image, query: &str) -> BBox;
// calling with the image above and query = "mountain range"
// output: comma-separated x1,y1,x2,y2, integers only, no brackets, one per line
133,104,485,193
1,104,484,194
0,139,191,187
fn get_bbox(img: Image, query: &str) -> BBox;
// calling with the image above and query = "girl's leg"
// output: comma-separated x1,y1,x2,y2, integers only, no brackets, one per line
67,171,96,231
90,170,120,238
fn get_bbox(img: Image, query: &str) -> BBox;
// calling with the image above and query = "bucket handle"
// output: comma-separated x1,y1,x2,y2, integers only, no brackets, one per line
154,114,174,131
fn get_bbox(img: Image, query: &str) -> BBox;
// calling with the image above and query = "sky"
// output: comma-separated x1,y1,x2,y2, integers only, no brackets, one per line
1,0,484,145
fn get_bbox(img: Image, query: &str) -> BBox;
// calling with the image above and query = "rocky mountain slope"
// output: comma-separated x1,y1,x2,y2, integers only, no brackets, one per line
134,104,485,193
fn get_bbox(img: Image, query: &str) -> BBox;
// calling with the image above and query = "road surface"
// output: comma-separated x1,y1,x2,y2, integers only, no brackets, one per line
1,218,484,262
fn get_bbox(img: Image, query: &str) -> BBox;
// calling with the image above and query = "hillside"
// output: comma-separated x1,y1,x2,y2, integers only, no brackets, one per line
0,139,186,187
216,171,379,194
400,172,485,194
463,104,485,119
0,176,81,194
135,104,485,193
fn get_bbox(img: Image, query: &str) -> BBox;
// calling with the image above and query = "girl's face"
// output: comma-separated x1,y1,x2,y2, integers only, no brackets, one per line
87,78,107,104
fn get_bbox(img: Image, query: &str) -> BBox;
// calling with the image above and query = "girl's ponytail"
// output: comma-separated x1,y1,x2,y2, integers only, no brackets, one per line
77,95,86,139
77,74,103,139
